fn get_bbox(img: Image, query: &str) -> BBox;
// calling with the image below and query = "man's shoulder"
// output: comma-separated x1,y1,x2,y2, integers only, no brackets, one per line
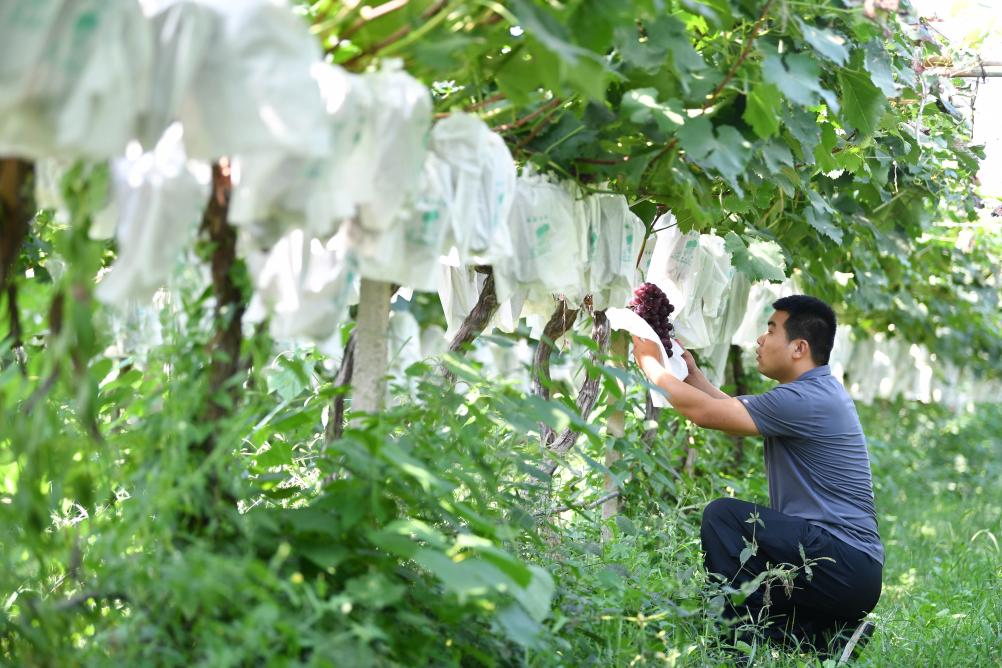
791,370,853,406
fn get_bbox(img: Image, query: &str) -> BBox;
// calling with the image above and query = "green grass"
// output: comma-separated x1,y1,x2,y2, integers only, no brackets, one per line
532,402,1002,667
856,403,1002,667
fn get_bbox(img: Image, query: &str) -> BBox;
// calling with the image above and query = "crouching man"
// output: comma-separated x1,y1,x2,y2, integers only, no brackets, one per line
632,295,882,654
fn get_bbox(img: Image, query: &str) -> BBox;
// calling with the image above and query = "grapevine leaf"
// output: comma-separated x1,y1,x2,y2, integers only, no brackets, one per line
836,149,864,174
761,45,840,113
743,83,782,138
508,0,612,99
513,565,555,623
814,123,840,172
615,15,705,83
838,67,886,139
785,107,821,164
535,113,598,163
569,0,623,52
739,546,753,566
678,0,736,29
677,118,752,194
795,18,849,66
614,24,661,73
806,190,843,243
621,88,686,131
509,0,590,66
864,41,898,97
761,139,794,172
497,604,545,648
724,232,786,282
653,15,706,76
496,45,554,105
805,207,844,244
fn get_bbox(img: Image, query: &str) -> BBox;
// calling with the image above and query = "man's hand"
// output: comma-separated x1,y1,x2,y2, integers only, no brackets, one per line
631,335,662,367
669,340,703,380
679,345,731,400
680,346,699,377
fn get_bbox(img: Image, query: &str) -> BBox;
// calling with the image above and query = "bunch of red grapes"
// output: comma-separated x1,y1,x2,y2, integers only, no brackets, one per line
628,282,676,357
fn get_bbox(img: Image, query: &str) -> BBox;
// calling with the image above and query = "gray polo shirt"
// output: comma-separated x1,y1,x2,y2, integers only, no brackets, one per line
739,365,884,564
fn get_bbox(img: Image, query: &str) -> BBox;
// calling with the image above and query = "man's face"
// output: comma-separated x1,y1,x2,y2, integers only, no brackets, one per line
755,310,796,380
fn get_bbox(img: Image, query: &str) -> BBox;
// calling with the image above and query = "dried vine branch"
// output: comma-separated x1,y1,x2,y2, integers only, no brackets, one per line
342,0,450,67
542,310,610,476
448,268,499,353
531,298,579,447
1,159,34,374
325,331,357,445
924,67,1002,78
537,490,620,517
199,160,243,436
531,299,579,402
702,0,775,110
0,159,32,289
495,97,563,134
342,0,412,40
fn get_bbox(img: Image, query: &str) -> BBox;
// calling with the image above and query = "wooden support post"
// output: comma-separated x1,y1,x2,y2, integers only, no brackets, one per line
602,332,628,540
352,278,392,415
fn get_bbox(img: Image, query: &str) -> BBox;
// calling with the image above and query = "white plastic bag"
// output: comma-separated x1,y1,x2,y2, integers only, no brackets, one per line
699,270,752,386
698,235,733,322
387,309,423,402
575,193,605,295
420,324,448,360
355,61,432,233
96,124,209,305
355,155,452,291
495,172,581,306
667,234,735,352
589,194,644,310
903,344,933,403
828,323,855,383
228,63,373,246
431,113,517,265
142,0,330,160
606,307,688,408
845,335,879,404
0,0,152,159
731,279,797,347
245,226,358,352
644,219,707,346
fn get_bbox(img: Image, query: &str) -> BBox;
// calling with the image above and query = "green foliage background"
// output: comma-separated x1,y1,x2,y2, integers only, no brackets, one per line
306,0,1001,371
1,1,1001,666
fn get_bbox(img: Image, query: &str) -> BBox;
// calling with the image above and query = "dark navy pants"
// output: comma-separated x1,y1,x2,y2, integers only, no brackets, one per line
700,497,882,646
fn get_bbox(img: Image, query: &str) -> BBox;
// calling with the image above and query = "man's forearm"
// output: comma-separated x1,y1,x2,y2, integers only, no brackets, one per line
634,351,759,436
685,368,730,399
640,358,721,422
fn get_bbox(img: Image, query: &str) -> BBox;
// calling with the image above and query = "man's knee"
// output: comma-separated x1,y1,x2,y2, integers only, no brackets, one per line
701,497,746,534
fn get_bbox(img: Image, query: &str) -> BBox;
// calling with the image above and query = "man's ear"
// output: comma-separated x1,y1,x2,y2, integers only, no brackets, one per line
792,339,809,359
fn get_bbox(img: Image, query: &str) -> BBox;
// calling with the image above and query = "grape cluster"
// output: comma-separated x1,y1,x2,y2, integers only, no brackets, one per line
628,282,677,357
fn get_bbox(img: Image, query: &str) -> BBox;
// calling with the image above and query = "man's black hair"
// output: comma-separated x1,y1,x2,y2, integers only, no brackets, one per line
772,295,837,365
